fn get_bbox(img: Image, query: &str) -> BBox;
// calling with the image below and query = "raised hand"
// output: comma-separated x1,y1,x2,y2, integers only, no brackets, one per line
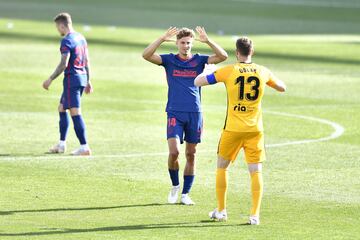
162,27,178,42
195,26,209,43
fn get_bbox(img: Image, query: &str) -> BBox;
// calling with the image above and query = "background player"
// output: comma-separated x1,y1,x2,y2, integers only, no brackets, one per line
142,27,228,205
42,13,93,156
194,37,286,224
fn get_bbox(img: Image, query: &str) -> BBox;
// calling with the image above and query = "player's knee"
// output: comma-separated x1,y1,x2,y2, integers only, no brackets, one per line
58,104,65,112
248,163,262,173
185,149,196,159
169,150,180,160
217,156,231,169
69,108,81,116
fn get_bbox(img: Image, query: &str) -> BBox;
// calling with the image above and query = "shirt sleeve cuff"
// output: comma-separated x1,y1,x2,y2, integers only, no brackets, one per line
206,73,217,85
60,47,70,54
266,80,276,88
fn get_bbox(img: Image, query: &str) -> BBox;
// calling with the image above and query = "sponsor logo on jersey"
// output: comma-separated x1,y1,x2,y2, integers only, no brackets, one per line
173,69,197,77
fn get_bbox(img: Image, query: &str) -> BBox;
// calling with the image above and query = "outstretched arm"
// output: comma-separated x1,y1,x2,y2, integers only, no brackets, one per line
42,53,70,90
267,78,286,92
142,27,178,65
194,74,209,87
195,26,228,64
194,64,218,87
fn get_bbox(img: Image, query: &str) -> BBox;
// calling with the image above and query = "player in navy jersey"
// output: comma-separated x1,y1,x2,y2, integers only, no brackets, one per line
142,27,228,205
42,13,93,156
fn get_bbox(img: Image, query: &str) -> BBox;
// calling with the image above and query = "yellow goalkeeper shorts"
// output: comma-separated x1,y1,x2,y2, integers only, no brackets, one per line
217,130,265,163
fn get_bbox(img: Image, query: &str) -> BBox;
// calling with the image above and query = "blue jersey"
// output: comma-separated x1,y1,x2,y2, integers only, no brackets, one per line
60,32,88,87
160,53,209,112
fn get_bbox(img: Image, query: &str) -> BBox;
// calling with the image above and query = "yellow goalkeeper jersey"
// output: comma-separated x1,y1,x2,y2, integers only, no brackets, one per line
207,62,277,132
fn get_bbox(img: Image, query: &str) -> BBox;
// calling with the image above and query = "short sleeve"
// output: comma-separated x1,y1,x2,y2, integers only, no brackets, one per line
264,67,278,87
60,38,71,55
160,54,171,67
206,65,233,84
199,54,209,65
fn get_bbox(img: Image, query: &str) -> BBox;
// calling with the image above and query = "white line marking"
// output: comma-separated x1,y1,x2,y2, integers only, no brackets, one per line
264,111,345,147
0,111,344,161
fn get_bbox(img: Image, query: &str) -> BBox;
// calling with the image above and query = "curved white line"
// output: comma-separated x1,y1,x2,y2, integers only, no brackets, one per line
0,111,345,161
264,111,345,148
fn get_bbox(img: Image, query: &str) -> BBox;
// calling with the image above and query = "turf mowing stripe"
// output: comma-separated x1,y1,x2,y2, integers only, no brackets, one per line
230,0,360,9
0,111,344,161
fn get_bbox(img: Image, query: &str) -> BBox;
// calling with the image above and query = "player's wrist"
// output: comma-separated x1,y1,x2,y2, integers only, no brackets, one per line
160,35,167,42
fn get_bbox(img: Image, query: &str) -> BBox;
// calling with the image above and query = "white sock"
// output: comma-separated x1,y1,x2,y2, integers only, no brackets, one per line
59,140,66,146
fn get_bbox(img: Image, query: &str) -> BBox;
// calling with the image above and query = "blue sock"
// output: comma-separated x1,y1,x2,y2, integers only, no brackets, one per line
71,115,87,145
182,175,195,194
168,169,179,186
59,112,69,141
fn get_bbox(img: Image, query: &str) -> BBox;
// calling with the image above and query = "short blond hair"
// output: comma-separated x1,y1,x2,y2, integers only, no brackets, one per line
236,37,253,56
176,28,195,40
54,12,72,26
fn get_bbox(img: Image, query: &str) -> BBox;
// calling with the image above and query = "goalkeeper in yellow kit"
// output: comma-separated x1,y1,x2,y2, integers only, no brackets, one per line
194,37,286,225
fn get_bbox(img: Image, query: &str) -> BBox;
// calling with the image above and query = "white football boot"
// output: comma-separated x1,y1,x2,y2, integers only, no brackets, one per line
71,145,91,156
248,215,260,225
180,194,195,205
168,185,180,204
49,143,66,154
209,208,228,221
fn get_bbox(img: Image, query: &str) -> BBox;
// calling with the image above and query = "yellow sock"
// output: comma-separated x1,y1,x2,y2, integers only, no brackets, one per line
216,168,227,211
250,171,263,216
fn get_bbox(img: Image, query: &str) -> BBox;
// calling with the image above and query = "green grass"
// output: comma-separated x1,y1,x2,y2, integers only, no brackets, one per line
0,0,360,34
0,0,360,239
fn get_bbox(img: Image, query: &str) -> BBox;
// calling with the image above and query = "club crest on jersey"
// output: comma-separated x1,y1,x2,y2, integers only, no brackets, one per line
188,60,198,67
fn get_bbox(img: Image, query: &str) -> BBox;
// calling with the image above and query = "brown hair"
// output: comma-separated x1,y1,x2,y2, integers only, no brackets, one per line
54,12,72,26
236,37,253,56
176,28,195,40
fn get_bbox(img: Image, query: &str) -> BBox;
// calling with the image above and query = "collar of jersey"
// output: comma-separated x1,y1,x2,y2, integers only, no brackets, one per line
173,53,198,63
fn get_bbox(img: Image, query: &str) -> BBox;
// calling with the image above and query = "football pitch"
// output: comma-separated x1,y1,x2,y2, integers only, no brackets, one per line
0,0,359,239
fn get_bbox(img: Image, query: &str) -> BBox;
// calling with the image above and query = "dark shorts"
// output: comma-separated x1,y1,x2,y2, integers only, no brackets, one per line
167,111,203,144
60,86,85,109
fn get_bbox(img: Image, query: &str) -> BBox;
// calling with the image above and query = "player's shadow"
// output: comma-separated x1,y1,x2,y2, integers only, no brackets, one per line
200,220,250,226
0,221,248,237
0,203,250,236
0,203,169,216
